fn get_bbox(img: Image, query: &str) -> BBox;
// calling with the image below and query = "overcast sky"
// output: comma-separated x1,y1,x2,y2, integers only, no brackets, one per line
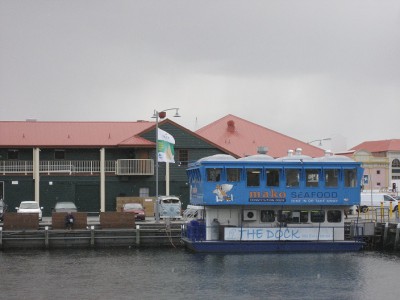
1,0,399,151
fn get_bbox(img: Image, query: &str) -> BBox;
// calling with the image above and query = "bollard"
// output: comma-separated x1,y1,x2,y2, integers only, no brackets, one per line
383,222,389,247
397,202,400,223
380,202,384,222
45,226,49,249
389,201,393,221
395,223,400,251
136,224,140,245
90,226,95,247
0,227,2,249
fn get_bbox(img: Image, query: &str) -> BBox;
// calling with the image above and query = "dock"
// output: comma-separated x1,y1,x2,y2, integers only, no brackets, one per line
1,211,400,251
0,214,184,250
345,209,400,251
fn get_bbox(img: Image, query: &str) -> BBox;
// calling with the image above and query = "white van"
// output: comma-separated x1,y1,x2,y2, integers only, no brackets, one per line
357,193,399,213
155,195,182,220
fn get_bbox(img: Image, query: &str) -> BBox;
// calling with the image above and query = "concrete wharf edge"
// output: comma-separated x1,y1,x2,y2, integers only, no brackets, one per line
1,219,400,251
0,218,185,250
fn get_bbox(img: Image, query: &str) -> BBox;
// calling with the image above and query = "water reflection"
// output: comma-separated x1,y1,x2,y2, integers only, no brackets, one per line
0,249,399,300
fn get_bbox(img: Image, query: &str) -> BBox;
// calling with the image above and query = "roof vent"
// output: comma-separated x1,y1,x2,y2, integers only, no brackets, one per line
295,148,302,155
257,146,268,154
325,149,333,156
287,149,294,156
227,120,235,133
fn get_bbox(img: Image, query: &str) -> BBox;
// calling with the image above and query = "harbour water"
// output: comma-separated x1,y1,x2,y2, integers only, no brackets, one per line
0,248,399,300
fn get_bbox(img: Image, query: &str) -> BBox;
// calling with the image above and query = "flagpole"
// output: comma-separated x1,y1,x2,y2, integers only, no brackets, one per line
155,111,160,223
166,162,170,196
152,108,180,223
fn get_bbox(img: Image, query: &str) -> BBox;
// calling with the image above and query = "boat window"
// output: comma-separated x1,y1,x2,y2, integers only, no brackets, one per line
296,210,309,223
247,168,261,187
188,169,201,183
305,169,319,187
277,210,308,223
310,210,325,223
327,210,342,223
278,210,292,223
344,168,357,187
207,168,221,182
324,169,339,187
266,169,280,187
260,210,275,222
227,168,241,182
286,169,300,187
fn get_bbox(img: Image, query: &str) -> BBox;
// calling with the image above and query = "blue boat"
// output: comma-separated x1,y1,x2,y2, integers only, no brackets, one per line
181,149,365,253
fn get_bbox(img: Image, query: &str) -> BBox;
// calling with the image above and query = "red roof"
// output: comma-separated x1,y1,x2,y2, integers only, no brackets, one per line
196,114,325,158
0,121,155,147
350,139,400,152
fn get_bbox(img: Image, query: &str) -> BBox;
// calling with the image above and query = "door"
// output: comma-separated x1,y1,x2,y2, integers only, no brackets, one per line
75,184,100,213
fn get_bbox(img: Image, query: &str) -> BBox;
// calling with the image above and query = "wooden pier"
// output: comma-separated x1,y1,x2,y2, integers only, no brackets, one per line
1,211,400,251
346,208,400,251
0,212,183,250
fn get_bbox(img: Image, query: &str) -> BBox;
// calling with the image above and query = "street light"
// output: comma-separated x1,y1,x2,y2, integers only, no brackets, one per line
152,108,181,223
308,138,332,146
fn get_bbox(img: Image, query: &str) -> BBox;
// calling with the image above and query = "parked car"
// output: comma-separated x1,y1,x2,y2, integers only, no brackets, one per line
0,198,7,221
355,193,398,213
155,195,182,220
15,201,43,220
53,201,78,213
122,203,145,221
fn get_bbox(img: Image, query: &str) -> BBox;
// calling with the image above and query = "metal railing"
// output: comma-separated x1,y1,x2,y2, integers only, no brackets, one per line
355,207,399,223
0,159,154,176
115,159,154,175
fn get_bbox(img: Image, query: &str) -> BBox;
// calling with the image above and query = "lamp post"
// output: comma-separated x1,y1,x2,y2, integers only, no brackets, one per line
308,138,332,147
152,108,180,223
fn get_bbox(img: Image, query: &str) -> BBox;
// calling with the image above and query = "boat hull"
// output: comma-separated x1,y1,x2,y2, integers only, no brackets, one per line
181,238,364,253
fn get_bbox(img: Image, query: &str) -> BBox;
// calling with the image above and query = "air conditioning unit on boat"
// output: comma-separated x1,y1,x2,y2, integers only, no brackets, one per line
243,210,257,221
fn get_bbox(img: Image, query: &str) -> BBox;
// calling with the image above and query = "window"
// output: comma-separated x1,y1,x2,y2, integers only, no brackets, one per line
292,210,309,223
306,169,319,187
327,210,342,223
392,159,400,167
247,168,261,187
7,150,18,160
227,168,241,182
376,170,380,175
277,210,308,223
344,169,357,187
260,210,275,222
278,210,292,223
286,169,300,187
207,168,221,182
392,159,400,182
325,169,338,187
55,150,65,159
266,169,280,187
178,149,188,166
311,210,325,223
139,187,149,197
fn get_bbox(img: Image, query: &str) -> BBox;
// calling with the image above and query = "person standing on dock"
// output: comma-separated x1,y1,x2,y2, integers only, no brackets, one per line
65,212,74,230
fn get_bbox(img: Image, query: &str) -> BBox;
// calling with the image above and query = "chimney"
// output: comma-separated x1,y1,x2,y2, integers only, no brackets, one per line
257,146,268,154
227,120,235,133
287,149,294,157
295,148,302,155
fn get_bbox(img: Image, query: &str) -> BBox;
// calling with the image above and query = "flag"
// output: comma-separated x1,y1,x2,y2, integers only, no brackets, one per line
157,128,175,163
